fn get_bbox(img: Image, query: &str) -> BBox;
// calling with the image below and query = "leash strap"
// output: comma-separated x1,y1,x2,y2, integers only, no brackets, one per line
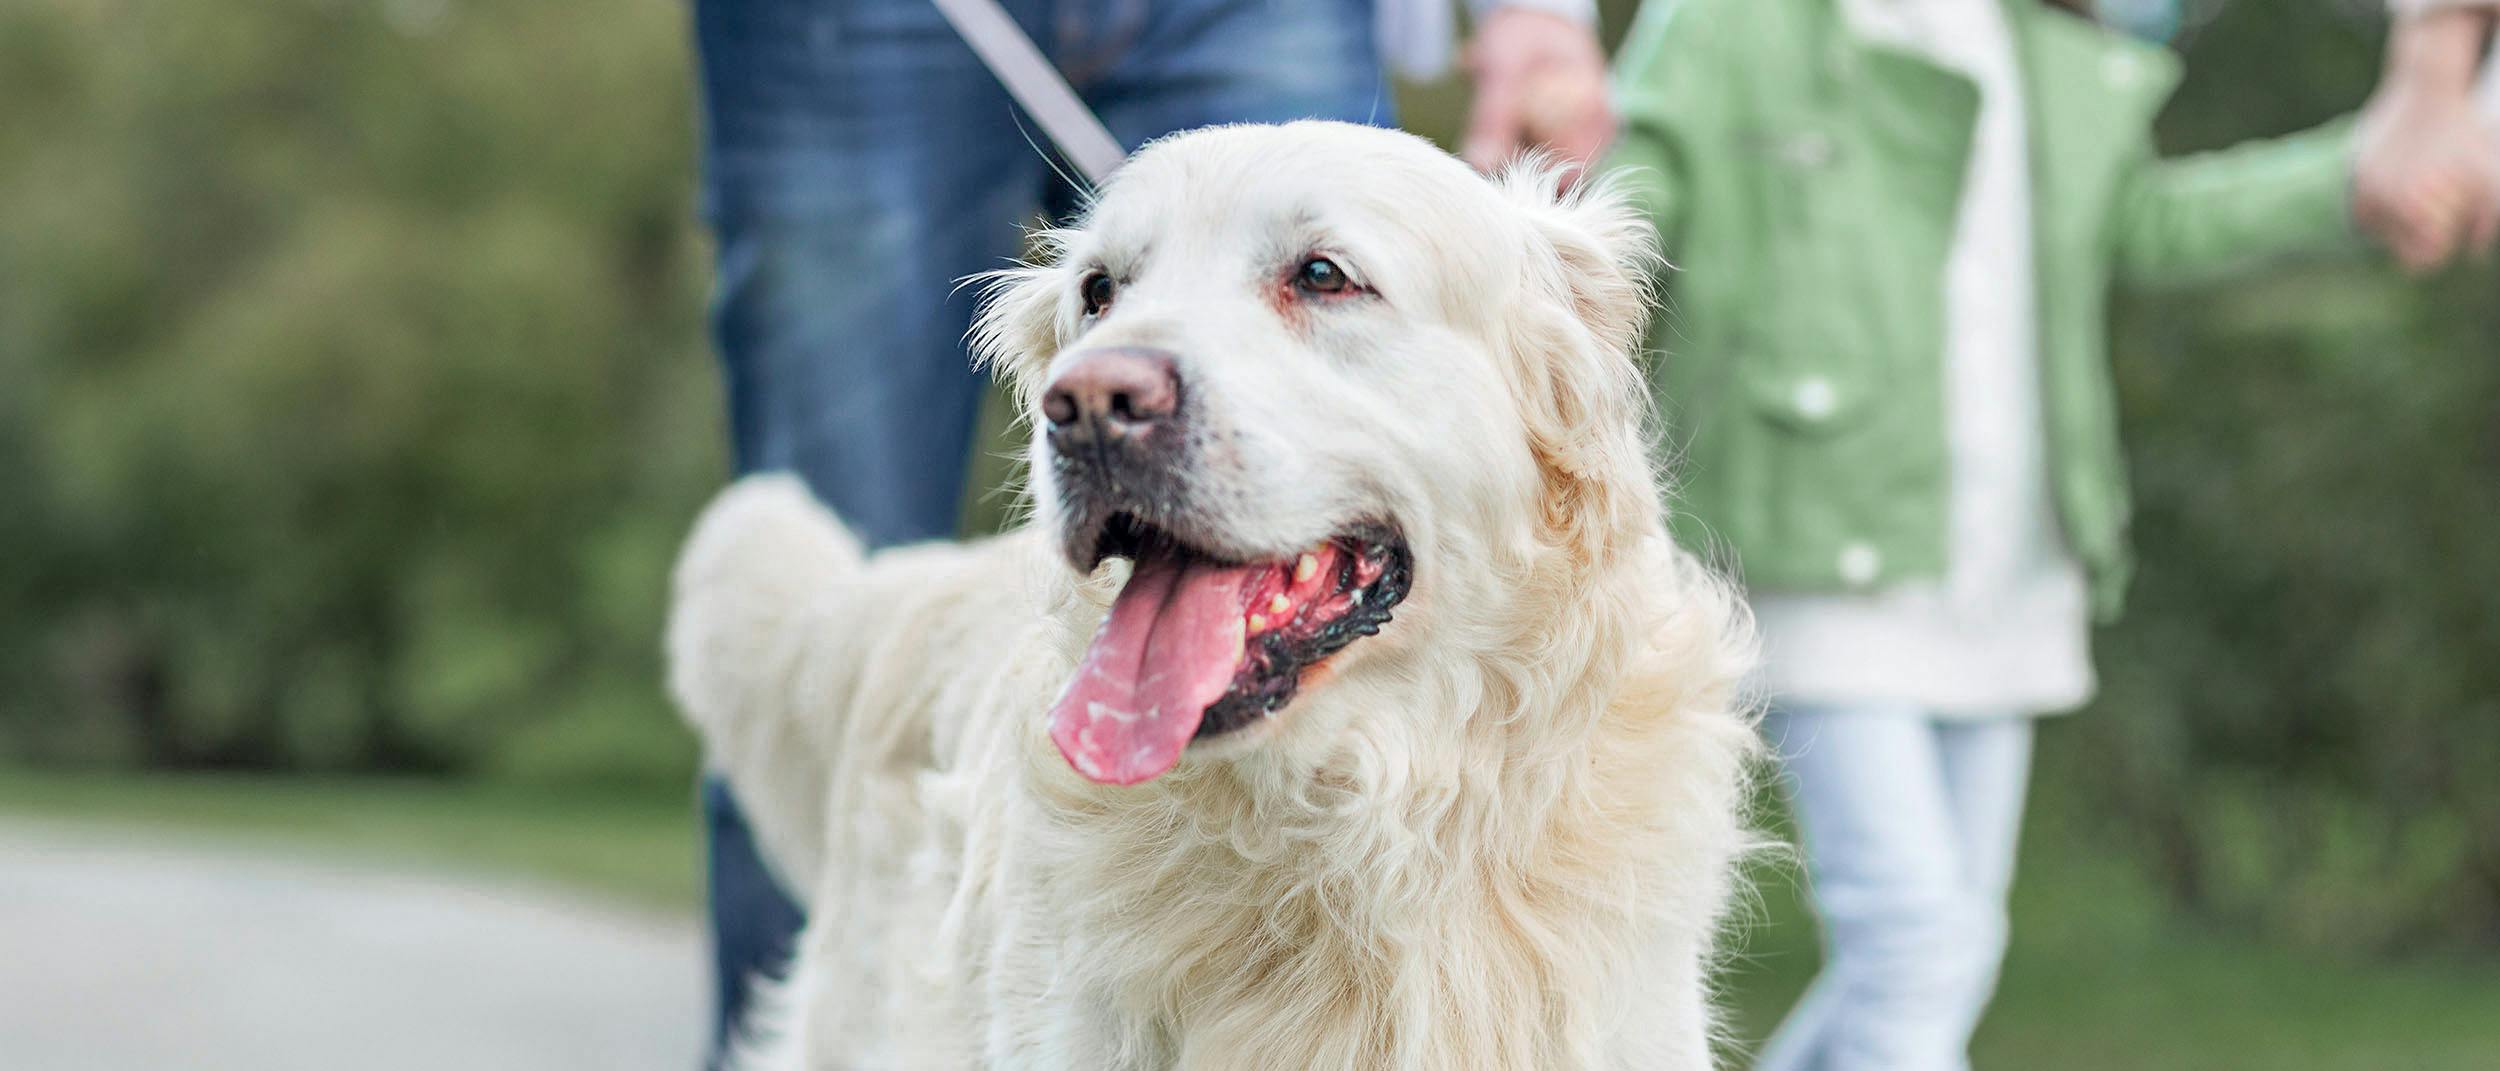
928,0,1128,185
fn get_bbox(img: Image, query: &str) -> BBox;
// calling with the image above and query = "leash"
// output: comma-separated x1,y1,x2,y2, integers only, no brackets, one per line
928,0,1128,185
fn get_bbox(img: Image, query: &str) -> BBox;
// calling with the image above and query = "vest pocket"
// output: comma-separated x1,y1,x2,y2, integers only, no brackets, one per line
1733,327,1887,438
1733,118,1897,439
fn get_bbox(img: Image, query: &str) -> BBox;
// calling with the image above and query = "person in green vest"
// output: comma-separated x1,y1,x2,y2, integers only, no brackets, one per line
1602,1,2497,1068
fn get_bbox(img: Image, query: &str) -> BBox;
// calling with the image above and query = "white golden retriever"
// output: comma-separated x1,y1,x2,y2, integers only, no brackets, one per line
668,120,1757,1070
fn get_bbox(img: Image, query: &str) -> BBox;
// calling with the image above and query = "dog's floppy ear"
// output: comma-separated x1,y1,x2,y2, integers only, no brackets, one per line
1496,162,1664,362
1492,160,1669,559
968,233,1076,412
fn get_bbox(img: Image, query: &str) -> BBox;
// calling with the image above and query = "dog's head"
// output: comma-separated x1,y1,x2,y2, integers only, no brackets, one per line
974,121,1664,786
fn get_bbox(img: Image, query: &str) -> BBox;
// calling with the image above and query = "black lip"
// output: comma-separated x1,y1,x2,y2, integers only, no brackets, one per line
1194,524,1413,741
1066,512,1415,740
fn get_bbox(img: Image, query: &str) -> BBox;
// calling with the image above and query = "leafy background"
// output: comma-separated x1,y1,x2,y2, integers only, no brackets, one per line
1,0,2495,972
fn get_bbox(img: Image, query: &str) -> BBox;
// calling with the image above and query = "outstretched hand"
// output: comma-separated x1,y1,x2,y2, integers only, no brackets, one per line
1461,7,1614,181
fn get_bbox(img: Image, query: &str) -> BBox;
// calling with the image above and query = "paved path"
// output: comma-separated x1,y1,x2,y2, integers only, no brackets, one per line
0,822,706,1071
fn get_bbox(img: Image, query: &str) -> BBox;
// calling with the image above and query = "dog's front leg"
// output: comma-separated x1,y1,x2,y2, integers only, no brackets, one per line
986,991,1155,1071
1610,935,1718,1071
979,902,1165,1071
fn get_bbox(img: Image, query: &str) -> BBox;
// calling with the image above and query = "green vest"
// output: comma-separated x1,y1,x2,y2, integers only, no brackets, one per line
1605,0,2361,617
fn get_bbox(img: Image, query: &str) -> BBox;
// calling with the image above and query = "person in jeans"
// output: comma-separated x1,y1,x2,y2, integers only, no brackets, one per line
1604,1,2496,1068
687,0,1615,1060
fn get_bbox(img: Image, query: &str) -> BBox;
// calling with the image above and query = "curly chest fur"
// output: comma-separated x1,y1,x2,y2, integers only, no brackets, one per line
973,772,1695,1071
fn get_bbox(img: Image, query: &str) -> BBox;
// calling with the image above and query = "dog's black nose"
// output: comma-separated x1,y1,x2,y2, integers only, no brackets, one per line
1043,348,1181,453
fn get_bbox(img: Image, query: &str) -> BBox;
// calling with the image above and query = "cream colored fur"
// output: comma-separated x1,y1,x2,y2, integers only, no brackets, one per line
669,121,1758,1071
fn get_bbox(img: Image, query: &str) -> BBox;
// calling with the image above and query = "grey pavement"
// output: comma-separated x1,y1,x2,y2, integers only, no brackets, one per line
0,821,706,1071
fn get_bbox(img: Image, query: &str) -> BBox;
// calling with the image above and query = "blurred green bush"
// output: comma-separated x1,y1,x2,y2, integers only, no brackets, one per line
0,0,2494,949
0,0,719,790
2067,2,2500,952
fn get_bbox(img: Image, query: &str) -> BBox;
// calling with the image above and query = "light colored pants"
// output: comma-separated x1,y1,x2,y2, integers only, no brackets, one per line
1756,704,2037,1071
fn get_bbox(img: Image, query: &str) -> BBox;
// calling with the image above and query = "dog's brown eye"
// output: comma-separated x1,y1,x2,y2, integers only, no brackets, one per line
1294,257,1351,295
1081,272,1117,316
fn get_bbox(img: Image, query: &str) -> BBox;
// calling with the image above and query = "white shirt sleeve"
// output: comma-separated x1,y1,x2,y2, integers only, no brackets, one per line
2390,0,2500,12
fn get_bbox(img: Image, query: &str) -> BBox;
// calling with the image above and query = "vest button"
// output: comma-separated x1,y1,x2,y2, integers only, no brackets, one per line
1793,377,1838,422
2103,52,2143,88
1837,542,1882,586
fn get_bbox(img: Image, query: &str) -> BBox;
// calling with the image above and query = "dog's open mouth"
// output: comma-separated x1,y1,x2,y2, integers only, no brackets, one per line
1049,513,1413,786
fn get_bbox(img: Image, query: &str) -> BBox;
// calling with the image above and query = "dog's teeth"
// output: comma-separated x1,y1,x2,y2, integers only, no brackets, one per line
1248,613,1267,633
1269,593,1291,616
1293,554,1319,583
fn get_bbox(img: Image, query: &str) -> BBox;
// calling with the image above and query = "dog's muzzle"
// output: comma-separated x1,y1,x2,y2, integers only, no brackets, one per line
1044,347,1191,558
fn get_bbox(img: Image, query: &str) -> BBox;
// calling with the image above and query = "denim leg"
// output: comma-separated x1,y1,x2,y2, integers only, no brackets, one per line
702,0,1387,545
1758,705,2029,1071
693,0,1055,1060
1076,0,1392,144
699,0,1055,547
698,777,803,1068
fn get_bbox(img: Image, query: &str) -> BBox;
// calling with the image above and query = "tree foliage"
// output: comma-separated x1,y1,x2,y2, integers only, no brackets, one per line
2083,1,2500,951
0,0,720,787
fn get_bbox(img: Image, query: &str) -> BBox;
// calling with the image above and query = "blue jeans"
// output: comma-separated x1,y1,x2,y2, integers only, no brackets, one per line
692,0,1388,1060
1757,705,2036,1071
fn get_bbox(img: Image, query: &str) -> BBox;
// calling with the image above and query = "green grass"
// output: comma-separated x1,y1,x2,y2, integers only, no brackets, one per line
1723,867,2500,1071
1719,803,2500,1071
0,767,700,909
6,766,2496,1069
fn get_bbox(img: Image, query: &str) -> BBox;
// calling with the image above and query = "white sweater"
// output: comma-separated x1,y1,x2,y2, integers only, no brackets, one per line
1752,0,2098,718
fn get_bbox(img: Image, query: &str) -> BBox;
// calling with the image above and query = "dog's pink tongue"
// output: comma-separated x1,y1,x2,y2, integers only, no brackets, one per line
1050,552,1257,785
